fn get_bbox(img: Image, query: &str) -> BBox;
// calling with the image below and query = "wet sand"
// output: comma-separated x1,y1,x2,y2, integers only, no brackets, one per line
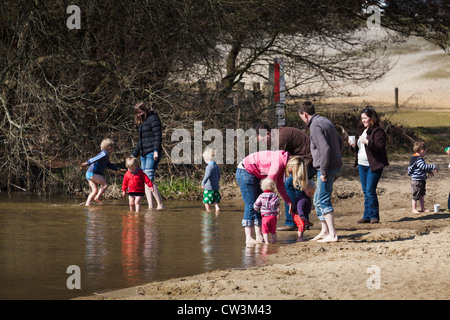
76,155,450,300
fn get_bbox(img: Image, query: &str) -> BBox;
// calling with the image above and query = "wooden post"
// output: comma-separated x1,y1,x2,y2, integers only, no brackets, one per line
395,87,399,108
252,82,261,94
268,64,275,126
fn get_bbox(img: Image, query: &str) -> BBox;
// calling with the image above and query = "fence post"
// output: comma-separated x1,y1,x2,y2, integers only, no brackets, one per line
395,87,399,108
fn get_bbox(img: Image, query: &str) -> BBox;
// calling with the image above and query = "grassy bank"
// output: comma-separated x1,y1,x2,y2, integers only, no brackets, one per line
385,110,450,154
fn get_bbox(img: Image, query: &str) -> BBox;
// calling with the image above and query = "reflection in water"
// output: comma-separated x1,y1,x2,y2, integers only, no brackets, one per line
84,207,107,287
121,212,140,283
242,243,279,269
0,196,285,299
121,211,158,287
142,211,158,280
201,212,219,269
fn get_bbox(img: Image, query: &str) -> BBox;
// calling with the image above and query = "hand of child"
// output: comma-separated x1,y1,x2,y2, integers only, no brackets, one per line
122,191,126,198
149,187,154,192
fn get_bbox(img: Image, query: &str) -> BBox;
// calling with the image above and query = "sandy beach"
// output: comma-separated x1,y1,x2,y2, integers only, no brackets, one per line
76,154,450,300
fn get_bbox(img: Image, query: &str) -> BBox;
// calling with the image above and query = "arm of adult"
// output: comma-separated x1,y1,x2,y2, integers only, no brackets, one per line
310,126,330,181
150,113,162,159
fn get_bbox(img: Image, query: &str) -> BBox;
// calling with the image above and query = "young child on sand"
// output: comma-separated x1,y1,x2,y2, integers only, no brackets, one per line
201,148,221,213
122,157,154,212
408,141,439,214
253,179,281,244
80,138,125,206
446,146,450,212
293,180,315,242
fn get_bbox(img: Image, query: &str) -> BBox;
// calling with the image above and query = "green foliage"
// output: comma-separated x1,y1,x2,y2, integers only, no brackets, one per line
158,176,203,200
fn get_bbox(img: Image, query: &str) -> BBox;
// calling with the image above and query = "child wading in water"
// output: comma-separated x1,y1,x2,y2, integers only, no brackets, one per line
80,138,125,206
122,157,154,212
201,148,221,213
294,180,315,242
408,140,439,214
253,179,281,244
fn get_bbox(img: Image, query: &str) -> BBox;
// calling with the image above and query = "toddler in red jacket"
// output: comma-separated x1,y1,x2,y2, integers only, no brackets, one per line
122,157,154,212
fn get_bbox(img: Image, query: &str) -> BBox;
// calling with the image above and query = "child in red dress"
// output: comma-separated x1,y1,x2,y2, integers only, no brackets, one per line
122,157,154,212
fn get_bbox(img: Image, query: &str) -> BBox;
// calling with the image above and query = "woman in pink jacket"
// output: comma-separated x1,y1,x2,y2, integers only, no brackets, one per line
236,150,308,245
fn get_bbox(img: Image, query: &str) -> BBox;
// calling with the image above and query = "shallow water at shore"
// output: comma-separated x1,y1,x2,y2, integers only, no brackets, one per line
0,193,297,300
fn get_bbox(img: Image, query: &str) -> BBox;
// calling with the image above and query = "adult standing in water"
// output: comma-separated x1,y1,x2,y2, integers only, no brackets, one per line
132,101,164,210
298,101,342,242
255,123,317,231
236,150,308,245
349,107,388,223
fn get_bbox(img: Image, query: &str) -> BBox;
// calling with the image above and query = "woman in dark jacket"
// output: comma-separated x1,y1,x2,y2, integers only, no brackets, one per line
349,107,388,223
132,101,164,209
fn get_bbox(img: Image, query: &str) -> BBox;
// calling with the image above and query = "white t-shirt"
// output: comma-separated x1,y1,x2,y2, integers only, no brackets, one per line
357,129,370,166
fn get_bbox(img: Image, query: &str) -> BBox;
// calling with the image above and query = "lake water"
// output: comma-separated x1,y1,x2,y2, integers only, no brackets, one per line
0,193,298,300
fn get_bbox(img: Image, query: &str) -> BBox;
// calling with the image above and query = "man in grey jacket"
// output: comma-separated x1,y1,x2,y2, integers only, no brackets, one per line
298,101,342,242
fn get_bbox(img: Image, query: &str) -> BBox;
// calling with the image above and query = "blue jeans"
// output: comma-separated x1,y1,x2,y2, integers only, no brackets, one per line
358,165,383,220
140,152,161,181
235,168,262,227
314,168,341,221
284,164,318,226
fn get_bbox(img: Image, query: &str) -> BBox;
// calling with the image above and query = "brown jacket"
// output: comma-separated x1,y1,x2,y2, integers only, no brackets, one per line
275,127,313,166
353,126,389,171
